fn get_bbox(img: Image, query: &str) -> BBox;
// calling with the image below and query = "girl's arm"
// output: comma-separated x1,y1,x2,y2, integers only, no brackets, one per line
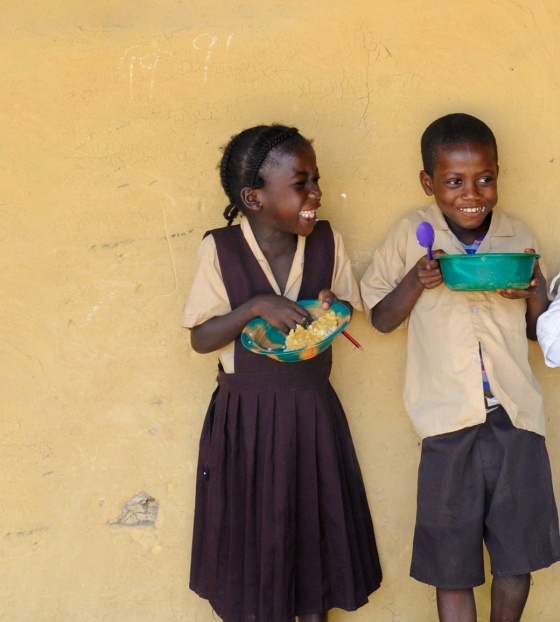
191,294,313,354
371,254,444,333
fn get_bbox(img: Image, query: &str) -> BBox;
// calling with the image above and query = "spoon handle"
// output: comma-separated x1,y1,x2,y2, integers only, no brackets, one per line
341,330,363,351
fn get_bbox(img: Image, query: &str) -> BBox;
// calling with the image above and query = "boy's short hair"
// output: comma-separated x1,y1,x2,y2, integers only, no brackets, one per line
421,113,498,176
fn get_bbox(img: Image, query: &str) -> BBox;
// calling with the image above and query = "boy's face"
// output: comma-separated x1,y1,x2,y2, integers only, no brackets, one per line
419,141,498,237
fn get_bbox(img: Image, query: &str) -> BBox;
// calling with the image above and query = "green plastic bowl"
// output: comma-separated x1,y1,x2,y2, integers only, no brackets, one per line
439,253,539,291
240,300,351,363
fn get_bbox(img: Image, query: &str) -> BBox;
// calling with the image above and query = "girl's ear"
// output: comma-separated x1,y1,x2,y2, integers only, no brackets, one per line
240,187,263,213
419,170,434,196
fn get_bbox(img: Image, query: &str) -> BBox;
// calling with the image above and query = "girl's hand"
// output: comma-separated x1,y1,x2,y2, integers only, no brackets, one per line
253,294,312,335
415,250,445,290
191,293,311,354
497,248,545,300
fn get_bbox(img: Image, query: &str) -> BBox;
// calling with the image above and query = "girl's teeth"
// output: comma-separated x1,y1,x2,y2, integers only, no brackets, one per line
300,210,317,220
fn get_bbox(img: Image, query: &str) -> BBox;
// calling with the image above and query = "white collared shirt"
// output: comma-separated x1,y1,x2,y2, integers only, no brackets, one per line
537,273,560,368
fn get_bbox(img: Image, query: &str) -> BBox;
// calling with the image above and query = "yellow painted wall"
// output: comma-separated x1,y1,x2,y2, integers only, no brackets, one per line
2,1,560,620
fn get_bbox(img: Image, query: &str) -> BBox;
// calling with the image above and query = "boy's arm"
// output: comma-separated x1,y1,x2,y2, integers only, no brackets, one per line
525,271,549,340
371,254,444,333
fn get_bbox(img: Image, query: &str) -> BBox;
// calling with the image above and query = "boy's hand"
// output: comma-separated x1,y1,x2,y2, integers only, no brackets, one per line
318,289,353,317
497,248,545,300
318,289,338,310
415,250,445,289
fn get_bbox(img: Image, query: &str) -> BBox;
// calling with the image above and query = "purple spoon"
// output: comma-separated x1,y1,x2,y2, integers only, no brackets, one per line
416,221,435,260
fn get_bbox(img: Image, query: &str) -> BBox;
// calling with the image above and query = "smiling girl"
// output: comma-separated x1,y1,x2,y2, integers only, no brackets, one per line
183,124,382,622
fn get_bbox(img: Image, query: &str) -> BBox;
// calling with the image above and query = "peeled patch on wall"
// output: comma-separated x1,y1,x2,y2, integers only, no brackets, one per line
109,492,159,527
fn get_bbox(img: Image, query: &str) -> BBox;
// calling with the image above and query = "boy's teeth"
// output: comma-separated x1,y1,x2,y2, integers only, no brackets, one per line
461,206,486,213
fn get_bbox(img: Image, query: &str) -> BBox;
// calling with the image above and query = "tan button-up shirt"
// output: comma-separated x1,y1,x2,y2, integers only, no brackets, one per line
360,204,546,439
183,216,363,373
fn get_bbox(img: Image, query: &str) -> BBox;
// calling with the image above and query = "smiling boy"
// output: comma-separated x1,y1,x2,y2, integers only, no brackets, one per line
361,113,560,622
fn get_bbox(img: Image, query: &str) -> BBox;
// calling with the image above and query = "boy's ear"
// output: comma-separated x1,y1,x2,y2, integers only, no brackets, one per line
419,170,434,196
240,187,263,212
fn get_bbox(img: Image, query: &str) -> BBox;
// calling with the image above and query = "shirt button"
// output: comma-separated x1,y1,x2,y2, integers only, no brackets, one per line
472,305,479,313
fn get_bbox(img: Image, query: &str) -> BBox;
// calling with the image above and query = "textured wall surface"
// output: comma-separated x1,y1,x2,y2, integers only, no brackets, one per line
2,1,560,620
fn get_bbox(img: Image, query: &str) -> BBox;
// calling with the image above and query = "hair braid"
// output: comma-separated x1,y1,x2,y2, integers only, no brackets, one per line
219,136,240,202
222,203,239,226
247,128,299,188
218,124,309,225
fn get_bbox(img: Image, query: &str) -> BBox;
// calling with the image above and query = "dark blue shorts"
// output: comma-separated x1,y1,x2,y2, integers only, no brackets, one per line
410,406,560,588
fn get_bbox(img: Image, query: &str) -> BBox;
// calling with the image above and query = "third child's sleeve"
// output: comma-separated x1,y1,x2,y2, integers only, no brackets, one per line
537,273,560,368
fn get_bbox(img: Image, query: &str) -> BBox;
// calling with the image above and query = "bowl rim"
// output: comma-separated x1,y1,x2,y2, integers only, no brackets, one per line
438,252,540,261
241,299,351,358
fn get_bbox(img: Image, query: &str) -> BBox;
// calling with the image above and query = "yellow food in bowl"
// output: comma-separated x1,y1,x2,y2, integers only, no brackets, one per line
285,311,338,351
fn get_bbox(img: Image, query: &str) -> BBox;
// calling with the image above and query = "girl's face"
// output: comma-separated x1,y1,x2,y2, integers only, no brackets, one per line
251,144,321,238
419,141,498,242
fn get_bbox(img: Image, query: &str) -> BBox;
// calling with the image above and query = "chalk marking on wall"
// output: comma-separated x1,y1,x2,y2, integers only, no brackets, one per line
139,194,181,324
192,33,235,84
192,34,218,84
153,196,178,300
119,45,170,101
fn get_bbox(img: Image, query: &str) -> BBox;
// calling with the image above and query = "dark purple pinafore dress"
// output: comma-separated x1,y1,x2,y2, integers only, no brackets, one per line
190,221,382,622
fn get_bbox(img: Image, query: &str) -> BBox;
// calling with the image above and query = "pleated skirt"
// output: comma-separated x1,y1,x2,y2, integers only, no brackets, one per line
190,361,382,622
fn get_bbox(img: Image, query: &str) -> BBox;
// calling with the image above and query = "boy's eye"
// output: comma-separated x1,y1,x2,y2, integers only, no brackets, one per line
478,176,494,184
447,179,462,186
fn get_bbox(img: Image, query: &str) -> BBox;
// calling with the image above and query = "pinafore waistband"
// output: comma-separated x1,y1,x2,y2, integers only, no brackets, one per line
217,360,332,392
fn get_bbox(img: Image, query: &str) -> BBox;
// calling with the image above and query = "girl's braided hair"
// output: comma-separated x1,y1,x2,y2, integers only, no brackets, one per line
219,124,310,225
